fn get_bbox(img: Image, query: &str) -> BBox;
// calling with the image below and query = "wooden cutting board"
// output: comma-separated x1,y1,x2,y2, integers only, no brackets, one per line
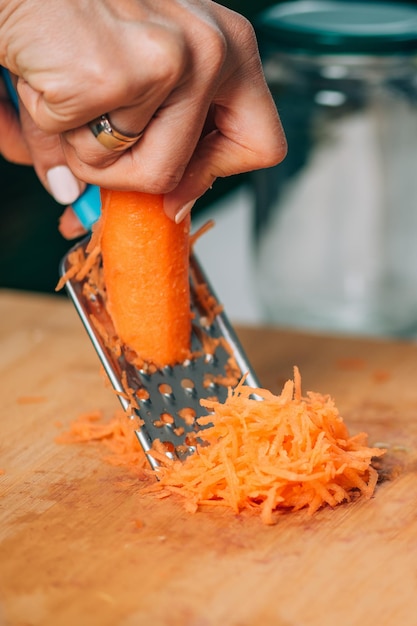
1,289,417,626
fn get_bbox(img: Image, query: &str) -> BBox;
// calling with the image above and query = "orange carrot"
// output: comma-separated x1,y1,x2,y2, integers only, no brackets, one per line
100,190,191,369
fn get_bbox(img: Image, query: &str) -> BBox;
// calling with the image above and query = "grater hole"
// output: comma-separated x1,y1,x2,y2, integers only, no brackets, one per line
185,433,199,447
199,315,211,329
162,411,174,423
203,374,218,390
177,407,196,425
153,412,175,429
158,383,174,400
160,440,175,455
180,378,196,395
138,363,158,376
136,388,150,402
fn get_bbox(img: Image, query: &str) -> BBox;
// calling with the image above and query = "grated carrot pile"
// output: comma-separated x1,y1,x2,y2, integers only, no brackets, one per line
58,368,386,525
55,227,385,524
145,367,386,524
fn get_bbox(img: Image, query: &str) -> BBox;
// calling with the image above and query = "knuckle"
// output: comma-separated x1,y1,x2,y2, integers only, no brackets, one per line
84,61,120,100
233,14,257,47
226,12,258,54
142,168,183,194
199,24,227,75
63,135,118,169
145,29,187,86
208,32,227,72
258,135,288,170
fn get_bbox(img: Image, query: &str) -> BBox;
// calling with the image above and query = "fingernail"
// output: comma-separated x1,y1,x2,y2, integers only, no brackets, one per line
46,165,84,205
175,200,196,224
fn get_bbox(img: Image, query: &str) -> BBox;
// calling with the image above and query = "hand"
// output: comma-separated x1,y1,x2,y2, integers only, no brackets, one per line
0,72,86,218
0,76,31,164
1,0,286,236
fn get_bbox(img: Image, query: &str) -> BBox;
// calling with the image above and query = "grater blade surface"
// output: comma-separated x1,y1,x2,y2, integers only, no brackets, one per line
60,237,259,469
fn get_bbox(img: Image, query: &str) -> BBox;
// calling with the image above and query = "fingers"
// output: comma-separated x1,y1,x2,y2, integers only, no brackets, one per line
0,73,86,214
0,79,87,240
2,0,286,229
59,44,184,172
18,103,86,205
61,6,286,224
60,93,213,193
0,82,32,164
163,86,287,221
58,205,88,240
7,0,228,194
15,16,187,134
61,110,148,173
163,15,287,221
163,120,287,223
52,4,229,195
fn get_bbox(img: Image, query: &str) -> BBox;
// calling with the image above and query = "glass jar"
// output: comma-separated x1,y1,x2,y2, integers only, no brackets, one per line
252,0,417,337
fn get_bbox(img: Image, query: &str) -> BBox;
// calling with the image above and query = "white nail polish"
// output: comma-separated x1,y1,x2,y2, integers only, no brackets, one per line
175,200,196,224
46,165,83,205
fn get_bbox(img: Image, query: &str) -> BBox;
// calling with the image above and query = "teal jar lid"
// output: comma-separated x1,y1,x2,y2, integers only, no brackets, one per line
255,0,417,54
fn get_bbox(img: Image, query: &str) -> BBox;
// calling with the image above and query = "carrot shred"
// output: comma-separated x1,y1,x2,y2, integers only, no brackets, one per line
189,219,215,248
16,395,47,405
144,366,386,524
191,269,224,327
56,409,148,476
57,367,385,524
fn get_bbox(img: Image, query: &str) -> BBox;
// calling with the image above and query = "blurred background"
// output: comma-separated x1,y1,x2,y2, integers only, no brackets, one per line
2,0,417,337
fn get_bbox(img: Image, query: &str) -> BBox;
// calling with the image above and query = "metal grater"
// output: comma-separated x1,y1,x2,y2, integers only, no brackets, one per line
60,237,260,469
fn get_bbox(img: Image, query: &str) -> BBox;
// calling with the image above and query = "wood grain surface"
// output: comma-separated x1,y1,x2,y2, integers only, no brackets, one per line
1,289,417,626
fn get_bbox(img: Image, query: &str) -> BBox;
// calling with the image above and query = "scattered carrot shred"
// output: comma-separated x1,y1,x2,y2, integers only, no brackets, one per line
58,367,385,525
189,219,215,248
192,272,224,326
16,395,47,405
56,409,148,476
335,357,366,371
372,370,391,383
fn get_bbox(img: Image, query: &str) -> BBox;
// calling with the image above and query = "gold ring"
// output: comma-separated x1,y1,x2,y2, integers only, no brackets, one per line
89,114,144,151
